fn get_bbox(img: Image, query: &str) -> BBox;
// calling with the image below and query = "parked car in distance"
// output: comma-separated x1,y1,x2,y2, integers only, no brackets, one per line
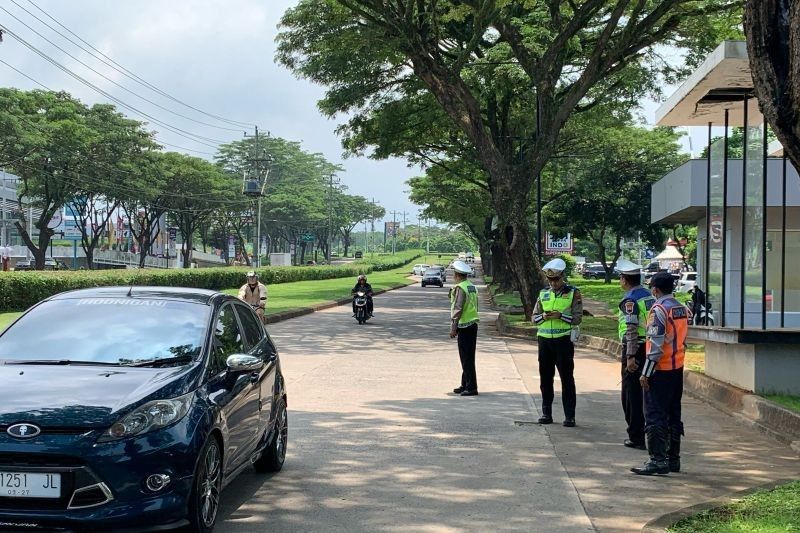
581,264,619,279
0,286,287,532
13,258,68,271
465,251,475,263
421,268,445,287
354,251,363,259
412,263,430,276
676,271,697,293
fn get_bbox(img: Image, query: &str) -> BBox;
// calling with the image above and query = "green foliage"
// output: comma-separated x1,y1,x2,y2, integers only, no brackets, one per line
669,481,800,532
763,394,800,414
557,254,577,278
353,249,423,270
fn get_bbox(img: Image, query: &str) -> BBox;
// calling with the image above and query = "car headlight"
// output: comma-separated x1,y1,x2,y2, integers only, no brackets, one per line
98,393,193,442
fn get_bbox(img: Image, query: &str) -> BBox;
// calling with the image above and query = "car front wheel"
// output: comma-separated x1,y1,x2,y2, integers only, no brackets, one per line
254,398,288,473
189,436,222,533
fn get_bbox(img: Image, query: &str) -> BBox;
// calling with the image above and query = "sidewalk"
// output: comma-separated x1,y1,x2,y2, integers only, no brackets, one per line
502,335,800,532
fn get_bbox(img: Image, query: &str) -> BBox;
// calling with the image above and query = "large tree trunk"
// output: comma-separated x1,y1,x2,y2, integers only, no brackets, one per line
745,1,800,172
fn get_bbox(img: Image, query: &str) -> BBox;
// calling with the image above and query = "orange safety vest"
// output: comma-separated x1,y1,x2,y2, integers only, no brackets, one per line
646,298,688,371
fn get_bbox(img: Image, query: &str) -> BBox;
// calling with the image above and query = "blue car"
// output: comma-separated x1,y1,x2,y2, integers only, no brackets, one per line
0,287,288,532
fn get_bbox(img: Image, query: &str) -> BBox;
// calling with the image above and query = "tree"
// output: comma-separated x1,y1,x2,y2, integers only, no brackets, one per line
745,2,800,175
547,125,685,283
336,194,380,256
161,153,227,268
278,0,738,318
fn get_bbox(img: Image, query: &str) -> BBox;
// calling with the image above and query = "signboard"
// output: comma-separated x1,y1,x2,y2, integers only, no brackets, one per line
302,233,314,242
62,218,82,240
710,215,723,244
168,227,177,254
384,222,400,237
47,211,63,229
545,233,573,254
227,235,236,260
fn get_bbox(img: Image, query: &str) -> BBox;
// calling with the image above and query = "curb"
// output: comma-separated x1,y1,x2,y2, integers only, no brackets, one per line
263,280,417,325
641,477,799,532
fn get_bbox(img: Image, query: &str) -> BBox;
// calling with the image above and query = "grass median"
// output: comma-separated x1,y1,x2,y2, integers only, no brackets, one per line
669,480,800,532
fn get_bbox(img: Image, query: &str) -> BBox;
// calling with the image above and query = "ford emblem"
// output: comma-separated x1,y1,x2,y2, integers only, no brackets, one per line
7,423,41,439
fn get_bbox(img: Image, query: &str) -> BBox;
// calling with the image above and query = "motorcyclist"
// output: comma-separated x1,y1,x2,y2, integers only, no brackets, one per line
238,271,268,324
351,274,374,317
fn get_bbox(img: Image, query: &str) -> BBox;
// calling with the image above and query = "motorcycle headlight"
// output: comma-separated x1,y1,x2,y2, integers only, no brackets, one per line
98,393,193,442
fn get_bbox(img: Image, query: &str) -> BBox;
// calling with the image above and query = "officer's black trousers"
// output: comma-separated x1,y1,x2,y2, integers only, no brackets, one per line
621,344,646,444
457,323,479,392
537,335,576,418
644,368,683,436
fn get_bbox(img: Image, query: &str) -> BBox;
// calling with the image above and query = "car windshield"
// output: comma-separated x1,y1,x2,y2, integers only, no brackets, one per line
0,298,210,366
424,269,439,275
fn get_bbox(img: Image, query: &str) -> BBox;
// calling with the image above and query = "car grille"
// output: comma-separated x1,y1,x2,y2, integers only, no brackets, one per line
0,425,95,435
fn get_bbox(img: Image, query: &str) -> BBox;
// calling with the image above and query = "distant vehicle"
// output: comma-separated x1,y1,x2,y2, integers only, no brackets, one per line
13,258,68,271
429,265,446,282
354,251,363,259
306,260,316,265
458,252,467,260
421,268,445,288
465,251,475,263
581,264,618,280
676,272,697,293
330,251,338,257
412,263,430,276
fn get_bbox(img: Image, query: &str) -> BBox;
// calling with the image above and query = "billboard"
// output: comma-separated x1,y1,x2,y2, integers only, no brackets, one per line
545,233,573,255
384,221,400,237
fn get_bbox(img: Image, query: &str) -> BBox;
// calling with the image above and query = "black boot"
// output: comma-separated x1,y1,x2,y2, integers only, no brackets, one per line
668,434,681,473
631,428,669,475
538,405,553,424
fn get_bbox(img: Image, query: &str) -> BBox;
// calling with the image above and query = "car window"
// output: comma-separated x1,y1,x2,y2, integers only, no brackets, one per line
233,302,264,349
210,304,246,373
0,299,209,365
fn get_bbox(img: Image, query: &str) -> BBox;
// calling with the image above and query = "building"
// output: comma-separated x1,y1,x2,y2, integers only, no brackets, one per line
651,40,800,395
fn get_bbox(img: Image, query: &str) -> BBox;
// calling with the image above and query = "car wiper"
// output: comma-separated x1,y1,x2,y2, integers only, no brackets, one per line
124,355,196,367
3,359,124,366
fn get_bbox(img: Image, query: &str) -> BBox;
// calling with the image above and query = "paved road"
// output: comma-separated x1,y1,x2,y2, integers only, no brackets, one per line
217,280,592,532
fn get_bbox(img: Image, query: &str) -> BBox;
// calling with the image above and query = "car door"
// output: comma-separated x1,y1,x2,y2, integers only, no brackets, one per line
232,302,277,436
207,303,260,472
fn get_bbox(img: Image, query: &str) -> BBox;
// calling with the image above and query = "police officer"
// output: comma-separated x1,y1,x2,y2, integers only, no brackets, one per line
533,258,583,427
631,271,688,476
617,259,655,450
450,260,480,396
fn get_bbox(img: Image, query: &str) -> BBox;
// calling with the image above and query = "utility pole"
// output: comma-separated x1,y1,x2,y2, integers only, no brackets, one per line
390,210,398,255
326,173,340,263
370,198,376,257
244,126,272,268
427,218,431,253
417,213,422,244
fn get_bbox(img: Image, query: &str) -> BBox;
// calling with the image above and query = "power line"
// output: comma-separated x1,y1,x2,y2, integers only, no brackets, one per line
22,0,253,129
1,4,246,133
0,23,229,149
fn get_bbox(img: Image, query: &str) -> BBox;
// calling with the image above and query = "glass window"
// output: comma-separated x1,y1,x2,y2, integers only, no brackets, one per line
210,305,246,372
0,298,209,365
234,303,264,349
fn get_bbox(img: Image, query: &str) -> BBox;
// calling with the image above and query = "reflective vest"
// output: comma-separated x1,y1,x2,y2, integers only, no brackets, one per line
537,288,574,339
646,297,688,371
450,280,479,327
618,287,655,341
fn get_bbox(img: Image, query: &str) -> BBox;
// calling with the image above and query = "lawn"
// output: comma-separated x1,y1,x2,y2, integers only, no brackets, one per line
763,393,800,414
669,480,800,533
503,313,620,340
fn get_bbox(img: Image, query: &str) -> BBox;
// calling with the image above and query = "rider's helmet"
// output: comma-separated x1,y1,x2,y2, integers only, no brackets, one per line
246,271,258,283
357,274,367,282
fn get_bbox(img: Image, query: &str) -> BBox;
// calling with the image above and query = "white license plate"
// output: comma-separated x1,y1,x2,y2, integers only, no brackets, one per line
0,472,61,498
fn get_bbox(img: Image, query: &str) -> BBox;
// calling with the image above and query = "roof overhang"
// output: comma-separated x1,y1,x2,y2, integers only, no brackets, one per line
656,41,762,127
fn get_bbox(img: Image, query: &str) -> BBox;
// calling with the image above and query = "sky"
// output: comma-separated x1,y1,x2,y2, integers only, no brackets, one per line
0,1,706,224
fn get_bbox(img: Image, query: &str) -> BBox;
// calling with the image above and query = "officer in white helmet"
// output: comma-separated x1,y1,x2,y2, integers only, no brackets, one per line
533,257,583,426
617,259,654,450
449,260,480,396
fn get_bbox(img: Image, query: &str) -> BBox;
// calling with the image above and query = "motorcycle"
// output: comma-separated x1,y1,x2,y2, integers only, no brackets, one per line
353,291,370,325
689,287,715,326
250,297,267,324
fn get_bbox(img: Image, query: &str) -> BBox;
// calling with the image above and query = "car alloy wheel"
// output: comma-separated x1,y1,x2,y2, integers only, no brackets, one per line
254,398,288,473
191,438,222,532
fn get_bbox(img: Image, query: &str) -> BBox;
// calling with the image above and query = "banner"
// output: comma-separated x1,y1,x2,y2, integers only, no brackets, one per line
545,233,573,255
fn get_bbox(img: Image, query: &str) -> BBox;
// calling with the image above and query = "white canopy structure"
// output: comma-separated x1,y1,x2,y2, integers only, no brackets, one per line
654,245,684,261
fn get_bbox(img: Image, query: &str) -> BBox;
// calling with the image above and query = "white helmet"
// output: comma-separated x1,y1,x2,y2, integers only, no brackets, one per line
246,271,258,279
452,260,472,274
542,258,566,278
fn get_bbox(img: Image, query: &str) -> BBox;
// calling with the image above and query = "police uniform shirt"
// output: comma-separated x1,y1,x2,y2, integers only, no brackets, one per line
619,286,652,359
533,284,583,327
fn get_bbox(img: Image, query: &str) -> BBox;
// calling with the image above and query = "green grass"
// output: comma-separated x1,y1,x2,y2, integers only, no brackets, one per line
504,313,536,329
669,481,800,532
763,394,800,414
0,312,22,331
503,313,620,340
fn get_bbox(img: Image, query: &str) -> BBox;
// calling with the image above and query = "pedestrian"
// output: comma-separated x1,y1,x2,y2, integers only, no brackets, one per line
449,259,479,396
0,246,10,272
616,259,655,450
533,258,583,427
631,271,688,476
238,271,268,324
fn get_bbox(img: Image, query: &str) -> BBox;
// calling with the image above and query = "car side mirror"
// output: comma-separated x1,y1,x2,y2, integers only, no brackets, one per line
225,354,264,373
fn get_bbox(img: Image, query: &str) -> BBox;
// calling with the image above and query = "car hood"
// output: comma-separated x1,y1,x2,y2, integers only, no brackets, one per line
0,364,200,429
